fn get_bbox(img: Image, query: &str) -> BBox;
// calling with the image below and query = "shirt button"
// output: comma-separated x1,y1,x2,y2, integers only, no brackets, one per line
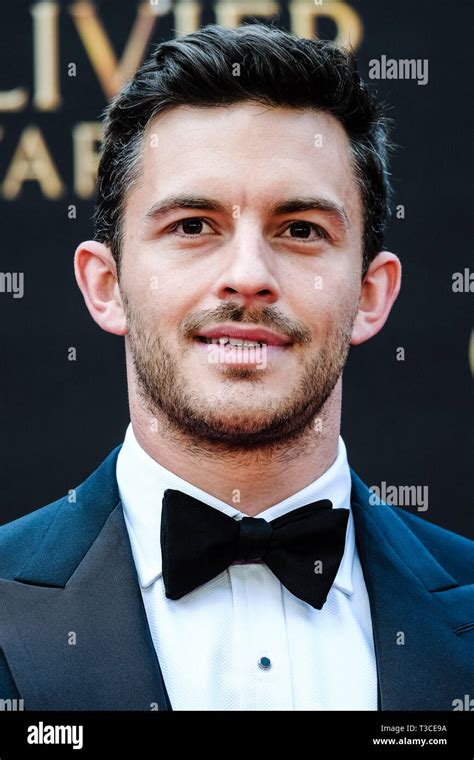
258,656,271,671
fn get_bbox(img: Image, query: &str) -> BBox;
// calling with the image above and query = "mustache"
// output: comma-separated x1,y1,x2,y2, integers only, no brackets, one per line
181,303,312,345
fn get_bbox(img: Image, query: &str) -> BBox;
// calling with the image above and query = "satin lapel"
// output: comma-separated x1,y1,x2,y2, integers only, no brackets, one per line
350,469,474,710
0,446,171,711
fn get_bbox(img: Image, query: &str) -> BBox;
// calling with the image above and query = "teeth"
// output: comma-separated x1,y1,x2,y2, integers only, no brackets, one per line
229,338,264,347
204,336,266,347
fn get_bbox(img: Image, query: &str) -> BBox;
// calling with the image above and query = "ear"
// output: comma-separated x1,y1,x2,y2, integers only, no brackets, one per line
74,240,128,336
350,251,402,345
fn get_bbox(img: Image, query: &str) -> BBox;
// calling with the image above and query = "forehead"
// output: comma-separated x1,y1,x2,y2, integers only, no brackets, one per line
125,102,362,228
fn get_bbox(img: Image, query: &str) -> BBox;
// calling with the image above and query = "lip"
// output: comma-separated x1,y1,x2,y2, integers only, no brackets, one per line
195,324,293,346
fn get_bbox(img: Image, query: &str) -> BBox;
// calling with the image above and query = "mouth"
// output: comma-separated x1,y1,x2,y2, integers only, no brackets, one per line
194,324,293,348
192,325,292,368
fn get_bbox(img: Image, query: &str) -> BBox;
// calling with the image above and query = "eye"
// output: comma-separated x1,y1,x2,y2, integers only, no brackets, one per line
169,217,214,237
281,221,328,241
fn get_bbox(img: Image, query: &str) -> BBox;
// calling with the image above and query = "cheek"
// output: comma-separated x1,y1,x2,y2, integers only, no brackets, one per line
134,252,206,308
318,260,361,308
298,277,359,337
122,261,173,319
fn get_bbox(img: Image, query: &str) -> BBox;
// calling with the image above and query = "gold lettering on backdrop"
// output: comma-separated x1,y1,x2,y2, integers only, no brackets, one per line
69,1,167,99
73,122,102,198
290,0,363,49
0,0,364,198
2,126,64,200
31,1,60,110
0,1,362,113
214,0,279,28
0,88,29,113
174,0,202,36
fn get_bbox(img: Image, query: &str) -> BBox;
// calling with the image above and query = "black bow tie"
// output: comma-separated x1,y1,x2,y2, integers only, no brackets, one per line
160,490,349,610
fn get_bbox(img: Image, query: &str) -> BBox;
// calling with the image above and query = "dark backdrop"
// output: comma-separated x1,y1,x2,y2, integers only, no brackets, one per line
0,0,472,538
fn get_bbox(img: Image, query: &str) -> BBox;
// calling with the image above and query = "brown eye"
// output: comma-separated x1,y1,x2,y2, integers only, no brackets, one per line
180,218,204,235
169,217,214,237
285,221,327,240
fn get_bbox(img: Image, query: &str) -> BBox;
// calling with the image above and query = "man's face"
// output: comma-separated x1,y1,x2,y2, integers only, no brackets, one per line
120,102,363,449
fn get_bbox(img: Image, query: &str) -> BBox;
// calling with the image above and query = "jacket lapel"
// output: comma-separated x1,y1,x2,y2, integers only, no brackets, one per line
0,447,171,710
350,469,474,710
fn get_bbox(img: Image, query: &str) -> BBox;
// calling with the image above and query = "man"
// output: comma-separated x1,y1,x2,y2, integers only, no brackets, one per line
0,23,472,712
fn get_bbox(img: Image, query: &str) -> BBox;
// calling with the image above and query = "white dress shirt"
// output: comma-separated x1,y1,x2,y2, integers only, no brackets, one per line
116,422,377,710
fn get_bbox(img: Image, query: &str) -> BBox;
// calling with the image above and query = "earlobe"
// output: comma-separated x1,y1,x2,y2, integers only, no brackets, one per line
350,251,402,346
74,240,128,336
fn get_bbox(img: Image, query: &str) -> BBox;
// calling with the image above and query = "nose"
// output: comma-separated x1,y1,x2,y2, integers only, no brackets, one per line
211,222,281,307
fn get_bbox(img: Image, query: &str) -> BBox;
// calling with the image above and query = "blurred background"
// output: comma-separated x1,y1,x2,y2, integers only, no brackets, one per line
0,0,472,537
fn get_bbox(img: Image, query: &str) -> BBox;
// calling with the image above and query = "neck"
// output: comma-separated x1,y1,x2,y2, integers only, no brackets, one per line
128,382,342,517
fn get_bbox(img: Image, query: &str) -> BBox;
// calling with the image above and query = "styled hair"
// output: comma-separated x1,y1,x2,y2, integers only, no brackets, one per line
93,23,393,277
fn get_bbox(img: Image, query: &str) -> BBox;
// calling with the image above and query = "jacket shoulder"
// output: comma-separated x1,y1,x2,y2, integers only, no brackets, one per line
350,468,474,586
388,507,474,584
0,444,122,581
0,497,66,580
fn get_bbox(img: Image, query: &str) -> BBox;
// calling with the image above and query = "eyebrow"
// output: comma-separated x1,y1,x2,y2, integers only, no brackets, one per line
144,195,226,223
270,197,350,232
143,194,350,232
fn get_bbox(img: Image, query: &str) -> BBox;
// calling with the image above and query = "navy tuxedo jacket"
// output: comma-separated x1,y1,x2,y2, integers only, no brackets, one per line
0,444,473,711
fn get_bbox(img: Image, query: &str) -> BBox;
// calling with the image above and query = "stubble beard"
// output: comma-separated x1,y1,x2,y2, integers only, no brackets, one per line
124,298,357,455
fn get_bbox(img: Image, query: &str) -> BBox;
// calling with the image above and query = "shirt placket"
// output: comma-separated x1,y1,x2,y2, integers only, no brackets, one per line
228,563,294,710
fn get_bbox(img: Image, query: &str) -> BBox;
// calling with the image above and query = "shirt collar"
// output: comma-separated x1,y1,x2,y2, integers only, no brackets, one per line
116,422,355,596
